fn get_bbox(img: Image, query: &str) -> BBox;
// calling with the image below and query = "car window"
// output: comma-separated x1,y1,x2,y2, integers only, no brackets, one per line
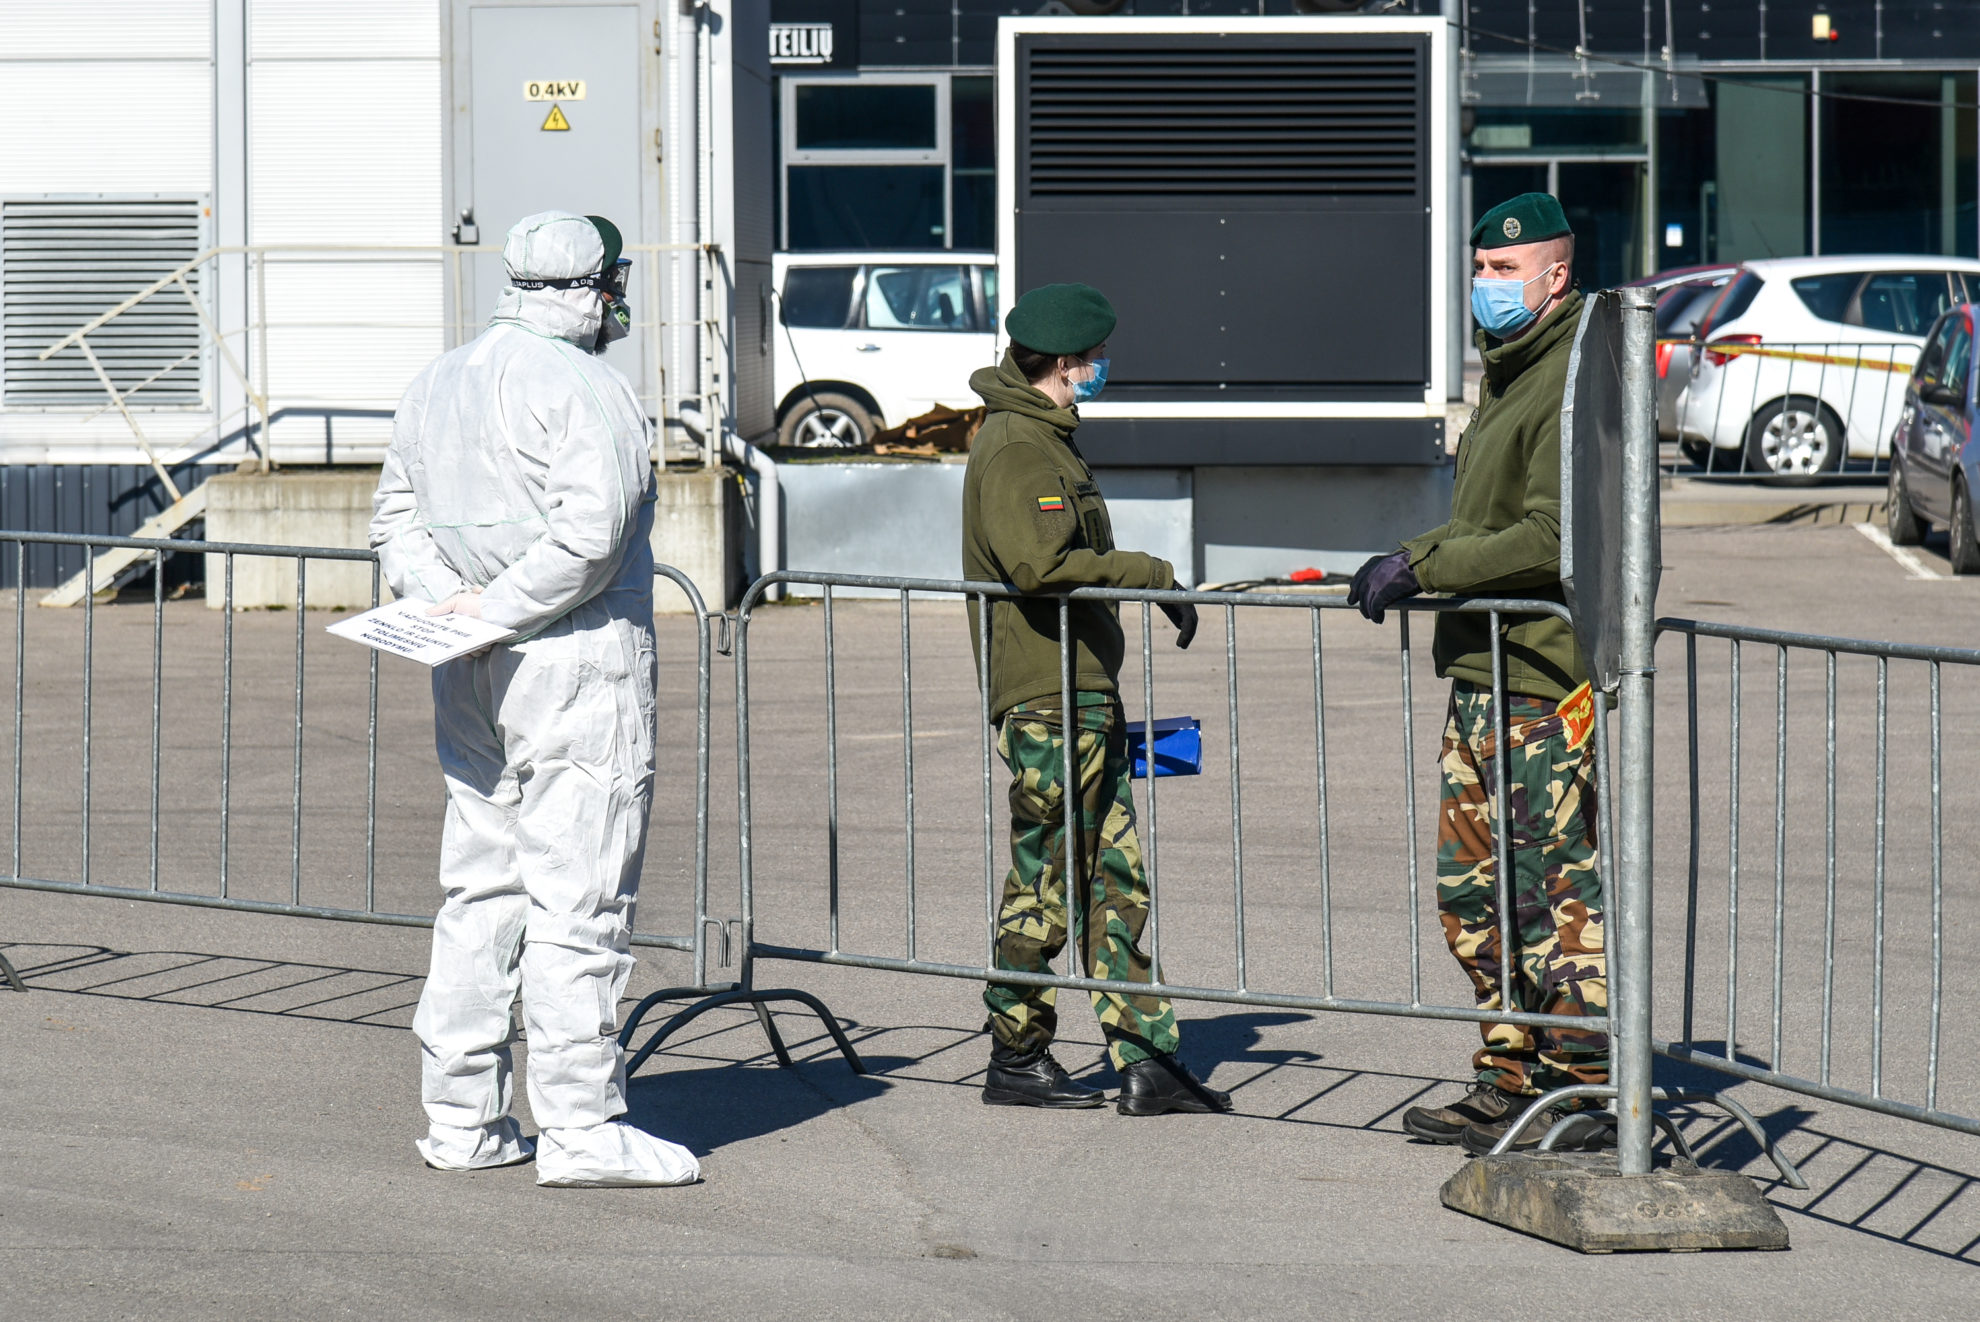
1946,321,1973,400
1851,272,1956,336
781,266,858,329
1699,270,1764,337
1655,284,1721,337
1789,272,1859,325
863,265,975,331
1915,315,1958,385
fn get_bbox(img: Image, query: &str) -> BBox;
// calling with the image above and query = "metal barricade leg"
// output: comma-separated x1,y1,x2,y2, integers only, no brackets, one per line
0,947,25,992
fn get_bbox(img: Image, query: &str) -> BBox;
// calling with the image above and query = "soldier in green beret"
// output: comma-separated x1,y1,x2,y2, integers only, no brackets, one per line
960,282,1232,1116
1347,193,1613,1154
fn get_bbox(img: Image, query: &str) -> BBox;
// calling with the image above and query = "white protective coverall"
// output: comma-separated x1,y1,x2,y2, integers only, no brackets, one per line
372,211,698,1187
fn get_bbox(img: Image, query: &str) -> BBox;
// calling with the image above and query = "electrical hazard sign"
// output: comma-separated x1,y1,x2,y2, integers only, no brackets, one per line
540,104,571,131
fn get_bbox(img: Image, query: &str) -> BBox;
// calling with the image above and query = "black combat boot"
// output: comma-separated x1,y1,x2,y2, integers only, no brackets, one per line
982,1042,1106,1108
1459,1105,1616,1157
1115,1054,1233,1116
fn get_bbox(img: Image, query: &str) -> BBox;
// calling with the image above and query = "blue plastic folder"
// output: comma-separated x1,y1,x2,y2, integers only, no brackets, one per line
1127,716,1203,780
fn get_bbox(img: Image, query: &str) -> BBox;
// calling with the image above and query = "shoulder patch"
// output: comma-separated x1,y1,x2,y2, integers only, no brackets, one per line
1036,495,1065,512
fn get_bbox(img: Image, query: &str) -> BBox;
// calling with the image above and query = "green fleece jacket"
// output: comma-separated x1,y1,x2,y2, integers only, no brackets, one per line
1400,291,1588,702
963,351,1174,720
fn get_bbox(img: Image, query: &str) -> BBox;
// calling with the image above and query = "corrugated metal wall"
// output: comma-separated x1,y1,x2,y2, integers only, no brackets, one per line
0,462,230,588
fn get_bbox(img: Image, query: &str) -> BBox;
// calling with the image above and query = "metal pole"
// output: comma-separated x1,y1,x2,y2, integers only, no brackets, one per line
1615,285,1660,1175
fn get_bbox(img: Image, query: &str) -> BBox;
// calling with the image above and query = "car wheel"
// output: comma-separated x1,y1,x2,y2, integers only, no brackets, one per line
1951,480,1980,575
1886,461,1927,547
1745,396,1844,486
777,391,876,448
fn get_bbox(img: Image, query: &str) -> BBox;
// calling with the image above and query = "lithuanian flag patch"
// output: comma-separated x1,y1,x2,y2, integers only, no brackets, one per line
1036,495,1065,512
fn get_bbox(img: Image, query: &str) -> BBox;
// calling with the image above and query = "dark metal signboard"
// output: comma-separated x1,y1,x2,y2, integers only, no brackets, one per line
1559,289,1658,694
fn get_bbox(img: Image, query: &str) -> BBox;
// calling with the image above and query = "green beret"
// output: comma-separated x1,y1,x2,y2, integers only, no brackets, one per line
1469,192,1572,249
1005,283,1116,356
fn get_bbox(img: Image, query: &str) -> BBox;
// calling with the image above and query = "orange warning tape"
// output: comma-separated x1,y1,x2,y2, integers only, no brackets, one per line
1665,340,1919,374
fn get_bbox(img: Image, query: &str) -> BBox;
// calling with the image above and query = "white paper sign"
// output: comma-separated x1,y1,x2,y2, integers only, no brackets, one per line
326,600,515,666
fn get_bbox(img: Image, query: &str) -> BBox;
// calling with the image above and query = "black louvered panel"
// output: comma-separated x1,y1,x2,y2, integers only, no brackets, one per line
2,199,204,407
1025,44,1423,198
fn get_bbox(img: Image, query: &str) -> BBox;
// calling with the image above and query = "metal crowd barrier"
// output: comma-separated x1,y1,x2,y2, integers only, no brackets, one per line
1658,616,1980,1140
695,570,1607,1036
1664,339,1918,480
0,529,724,996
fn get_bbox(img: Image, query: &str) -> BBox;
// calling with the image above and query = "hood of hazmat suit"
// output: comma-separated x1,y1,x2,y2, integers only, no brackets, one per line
372,211,685,1183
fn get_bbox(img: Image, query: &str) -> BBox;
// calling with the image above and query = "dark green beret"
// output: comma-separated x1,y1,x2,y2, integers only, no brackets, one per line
1005,283,1116,356
585,215,623,270
1469,192,1572,249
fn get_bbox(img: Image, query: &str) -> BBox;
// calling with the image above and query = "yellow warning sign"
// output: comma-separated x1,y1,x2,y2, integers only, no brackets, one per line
541,104,570,132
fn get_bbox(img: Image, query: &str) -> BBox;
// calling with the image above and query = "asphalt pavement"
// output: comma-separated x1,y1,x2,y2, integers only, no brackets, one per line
7,523,1980,1320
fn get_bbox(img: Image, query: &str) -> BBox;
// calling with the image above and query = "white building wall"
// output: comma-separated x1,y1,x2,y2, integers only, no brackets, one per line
249,0,443,461
0,0,445,466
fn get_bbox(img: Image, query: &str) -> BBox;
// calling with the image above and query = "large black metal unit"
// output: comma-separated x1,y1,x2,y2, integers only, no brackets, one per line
998,17,1453,467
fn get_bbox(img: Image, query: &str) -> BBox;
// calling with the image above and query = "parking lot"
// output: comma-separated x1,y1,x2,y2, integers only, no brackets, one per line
7,522,1980,1320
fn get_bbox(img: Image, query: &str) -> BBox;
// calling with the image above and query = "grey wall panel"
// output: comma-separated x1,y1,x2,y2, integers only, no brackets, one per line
1194,463,1454,583
0,462,229,588
1075,418,1445,467
779,459,965,592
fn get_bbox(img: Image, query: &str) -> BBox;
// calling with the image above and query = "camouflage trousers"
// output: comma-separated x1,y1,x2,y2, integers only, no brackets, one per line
1437,680,1609,1096
985,695,1180,1069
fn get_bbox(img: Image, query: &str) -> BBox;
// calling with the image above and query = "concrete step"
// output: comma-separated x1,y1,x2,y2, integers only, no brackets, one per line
1660,478,1884,528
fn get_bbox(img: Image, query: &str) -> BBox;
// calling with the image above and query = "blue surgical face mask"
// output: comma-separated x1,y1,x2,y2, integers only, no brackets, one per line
1470,263,1560,338
1071,356,1109,403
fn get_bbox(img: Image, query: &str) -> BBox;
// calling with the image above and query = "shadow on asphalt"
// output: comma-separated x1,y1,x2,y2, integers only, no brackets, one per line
14,941,1980,1264
2,940,421,1027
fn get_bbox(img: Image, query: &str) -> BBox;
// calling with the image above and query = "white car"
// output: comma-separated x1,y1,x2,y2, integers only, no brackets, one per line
771,252,999,447
1672,255,1980,483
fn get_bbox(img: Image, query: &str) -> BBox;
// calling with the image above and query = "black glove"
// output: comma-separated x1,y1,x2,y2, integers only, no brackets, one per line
1159,601,1199,650
1346,551,1421,625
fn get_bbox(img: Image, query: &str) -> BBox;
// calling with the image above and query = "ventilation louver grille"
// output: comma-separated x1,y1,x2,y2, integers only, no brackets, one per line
1024,44,1422,198
3,199,204,407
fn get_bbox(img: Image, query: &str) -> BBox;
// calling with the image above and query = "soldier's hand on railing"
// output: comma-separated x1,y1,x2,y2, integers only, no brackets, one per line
1347,552,1420,625
1159,601,1198,650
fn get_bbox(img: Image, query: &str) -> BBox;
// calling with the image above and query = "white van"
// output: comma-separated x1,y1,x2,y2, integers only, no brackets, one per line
771,252,999,447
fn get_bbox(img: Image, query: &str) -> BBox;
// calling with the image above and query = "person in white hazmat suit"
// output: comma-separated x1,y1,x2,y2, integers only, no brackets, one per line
371,211,700,1188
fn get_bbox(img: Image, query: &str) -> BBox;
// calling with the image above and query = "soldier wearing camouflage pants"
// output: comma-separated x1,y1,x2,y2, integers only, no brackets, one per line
962,282,1231,1116
1348,193,1613,1155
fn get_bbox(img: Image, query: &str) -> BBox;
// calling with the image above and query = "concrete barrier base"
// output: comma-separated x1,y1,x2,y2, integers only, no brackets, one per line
1440,1152,1790,1254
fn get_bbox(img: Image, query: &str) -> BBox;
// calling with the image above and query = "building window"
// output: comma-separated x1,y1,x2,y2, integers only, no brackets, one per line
780,72,992,252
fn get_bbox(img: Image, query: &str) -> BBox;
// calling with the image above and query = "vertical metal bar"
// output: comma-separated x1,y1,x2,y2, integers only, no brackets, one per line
1821,648,1838,1084
1488,614,1514,1018
1059,595,1079,976
981,592,996,973
364,562,379,913
1929,660,1944,1109
1872,654,1889,1098
1141,600,1162,979
1313,608,1334,999
899,588,916,961
691,581,712,989
1771,645,1787,1072
1726,640,1741,1058
1226,602,1246,991
150,547,163,892
1682,632,1701,1046
11,540,21,880
736,595,757,983
1614,284,1661,1174
1402,611,1424,1006
220,553,234,898
81,555,93,888
824,585,840,954
292,559,306,906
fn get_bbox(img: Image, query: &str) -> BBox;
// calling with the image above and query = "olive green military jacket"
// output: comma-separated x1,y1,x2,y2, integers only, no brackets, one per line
1400,291,1588,702
963,351,1174,720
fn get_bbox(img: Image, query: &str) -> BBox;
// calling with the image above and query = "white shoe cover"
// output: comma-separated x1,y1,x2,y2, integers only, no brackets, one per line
417,1117,536,1171
535,1120,700,1188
